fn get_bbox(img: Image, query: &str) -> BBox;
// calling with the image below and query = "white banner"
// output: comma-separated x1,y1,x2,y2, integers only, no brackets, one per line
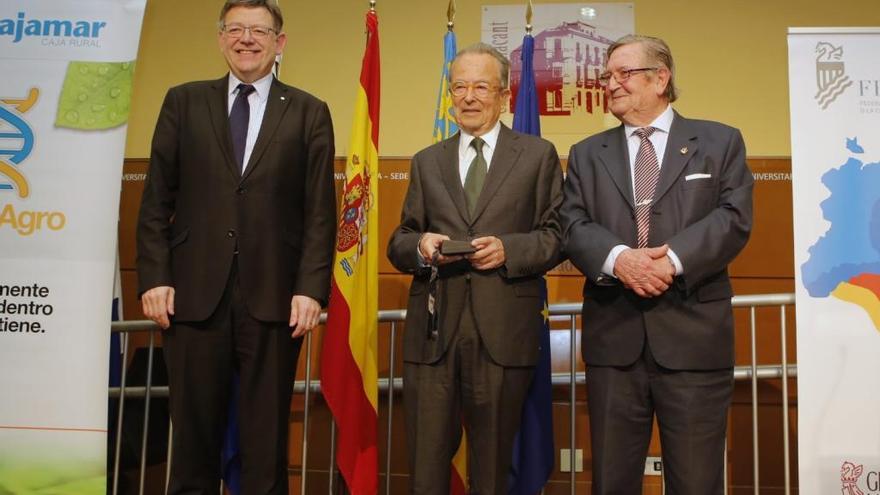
481,4,633,149
0,1,145,493
789,27,880,494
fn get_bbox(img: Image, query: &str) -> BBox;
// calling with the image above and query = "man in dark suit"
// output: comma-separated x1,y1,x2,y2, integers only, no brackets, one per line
387,43,562,494
561,35,753,494
136,1,336,493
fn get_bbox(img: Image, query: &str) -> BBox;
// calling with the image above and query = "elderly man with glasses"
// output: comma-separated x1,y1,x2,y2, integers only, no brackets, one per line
388,43,563,494
136,1,336,493
561,34,754,494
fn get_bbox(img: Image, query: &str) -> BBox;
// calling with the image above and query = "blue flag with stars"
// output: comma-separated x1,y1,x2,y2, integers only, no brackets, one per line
508,32,554,495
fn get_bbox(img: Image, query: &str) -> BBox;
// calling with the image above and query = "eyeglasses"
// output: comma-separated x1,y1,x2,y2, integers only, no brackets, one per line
597,67,658,87
449,81,500,98
221,23,277,39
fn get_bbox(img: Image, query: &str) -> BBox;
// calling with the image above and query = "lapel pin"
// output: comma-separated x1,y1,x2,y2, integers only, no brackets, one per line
680,147,688,154
280,96,286,101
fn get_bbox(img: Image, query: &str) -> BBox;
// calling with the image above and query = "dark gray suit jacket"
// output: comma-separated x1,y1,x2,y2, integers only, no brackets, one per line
387,125,563,367
561,112,753,370
137,76,337,322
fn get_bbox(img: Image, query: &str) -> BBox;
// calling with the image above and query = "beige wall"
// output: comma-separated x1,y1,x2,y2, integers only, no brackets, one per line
125,0,880,159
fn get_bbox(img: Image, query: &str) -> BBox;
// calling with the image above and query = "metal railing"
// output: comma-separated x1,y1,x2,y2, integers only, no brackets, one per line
108,292,796,495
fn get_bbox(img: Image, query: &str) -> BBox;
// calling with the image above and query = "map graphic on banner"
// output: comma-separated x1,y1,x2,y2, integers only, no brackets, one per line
800,138,880,330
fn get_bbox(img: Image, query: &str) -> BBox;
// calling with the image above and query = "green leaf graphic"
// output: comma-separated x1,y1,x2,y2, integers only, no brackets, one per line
55,61,135,130
0,466,104,495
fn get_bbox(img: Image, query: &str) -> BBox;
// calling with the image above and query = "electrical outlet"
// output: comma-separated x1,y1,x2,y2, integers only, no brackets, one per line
560,449,584,472
644,456,662,475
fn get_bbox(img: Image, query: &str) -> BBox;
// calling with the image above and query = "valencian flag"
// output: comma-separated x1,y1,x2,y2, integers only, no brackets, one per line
432,29,458,143
320,7,380,495
509,32,555,495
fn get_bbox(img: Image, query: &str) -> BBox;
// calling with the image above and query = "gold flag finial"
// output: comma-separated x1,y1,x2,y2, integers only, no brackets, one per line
525,0,533,34
447,0,456,31
369,0,376,12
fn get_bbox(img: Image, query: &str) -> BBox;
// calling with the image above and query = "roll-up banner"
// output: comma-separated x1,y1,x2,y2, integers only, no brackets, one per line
789,27,880,494
0,1,145,492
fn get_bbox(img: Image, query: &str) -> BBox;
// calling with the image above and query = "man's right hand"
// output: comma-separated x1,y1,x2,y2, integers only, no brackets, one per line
141,286,175,329
613,245,674,298
419,232,462,265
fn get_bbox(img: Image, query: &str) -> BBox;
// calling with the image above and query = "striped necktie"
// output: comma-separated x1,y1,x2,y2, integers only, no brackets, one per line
633,127,659,248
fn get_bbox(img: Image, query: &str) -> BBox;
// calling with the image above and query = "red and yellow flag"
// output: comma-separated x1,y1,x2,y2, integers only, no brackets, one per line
451,442,468,495
320,8,380,495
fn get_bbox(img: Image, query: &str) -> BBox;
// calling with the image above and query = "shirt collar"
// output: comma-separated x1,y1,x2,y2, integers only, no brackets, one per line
624,104,674,137
228,72,274,102
459,121,502,154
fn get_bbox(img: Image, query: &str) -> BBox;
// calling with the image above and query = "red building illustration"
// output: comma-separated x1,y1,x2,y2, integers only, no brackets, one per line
510,21,615,116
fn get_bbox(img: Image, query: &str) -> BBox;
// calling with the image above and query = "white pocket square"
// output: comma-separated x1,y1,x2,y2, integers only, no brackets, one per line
685,173,712,181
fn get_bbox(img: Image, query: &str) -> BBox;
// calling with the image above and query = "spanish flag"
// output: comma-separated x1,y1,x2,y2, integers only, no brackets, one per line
320,8,380,495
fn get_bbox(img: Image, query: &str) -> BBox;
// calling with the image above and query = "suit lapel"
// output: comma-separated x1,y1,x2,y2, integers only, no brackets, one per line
654,112,698,204
471,125,521,223
242,79,292,182
597,125,635,209
438,134,471,223
207,76,240,179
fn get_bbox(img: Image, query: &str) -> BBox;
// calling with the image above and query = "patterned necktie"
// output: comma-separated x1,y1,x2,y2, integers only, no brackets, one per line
633,127,659,248
229,83,256,174
464,137,488,216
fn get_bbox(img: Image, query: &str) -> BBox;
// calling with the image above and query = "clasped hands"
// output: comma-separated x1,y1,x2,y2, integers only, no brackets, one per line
419,232,505,271
141,286,321,337
613,244,676,298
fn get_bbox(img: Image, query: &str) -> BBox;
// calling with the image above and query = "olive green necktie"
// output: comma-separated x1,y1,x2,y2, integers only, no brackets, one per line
464,137,487,216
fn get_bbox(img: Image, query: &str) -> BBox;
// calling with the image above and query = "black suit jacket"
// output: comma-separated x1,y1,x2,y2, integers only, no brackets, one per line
561,113,753,370
387,125,563,367
137,76,337,322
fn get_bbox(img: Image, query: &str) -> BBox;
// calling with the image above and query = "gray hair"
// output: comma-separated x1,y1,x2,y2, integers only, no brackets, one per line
449,42,510,89
219,0,283,32
607,35,678,102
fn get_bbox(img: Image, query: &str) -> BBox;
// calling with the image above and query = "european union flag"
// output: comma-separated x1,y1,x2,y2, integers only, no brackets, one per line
509,33,554,495
221,375,242,495
433,30,459,143
512,34,541,137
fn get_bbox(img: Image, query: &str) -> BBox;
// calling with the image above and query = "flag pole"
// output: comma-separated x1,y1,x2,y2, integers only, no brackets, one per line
525,0,533,34
441,5,467,491
447,0,455,30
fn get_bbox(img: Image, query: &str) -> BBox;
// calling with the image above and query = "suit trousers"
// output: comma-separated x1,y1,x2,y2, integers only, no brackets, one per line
163,260,302,495
586,340,733,495
403,296,534,495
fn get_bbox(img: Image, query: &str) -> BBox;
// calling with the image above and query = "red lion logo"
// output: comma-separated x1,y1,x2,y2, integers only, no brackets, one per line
841,461,864,495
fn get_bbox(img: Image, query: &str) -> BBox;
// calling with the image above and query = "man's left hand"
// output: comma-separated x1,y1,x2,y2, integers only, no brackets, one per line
289,295,322,338
467,236,505,270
